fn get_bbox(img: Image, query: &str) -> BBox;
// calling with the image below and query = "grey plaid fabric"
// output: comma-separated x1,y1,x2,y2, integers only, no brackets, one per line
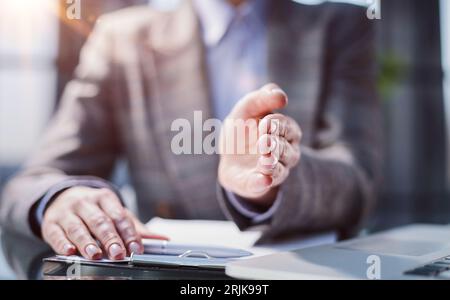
0,0,381,240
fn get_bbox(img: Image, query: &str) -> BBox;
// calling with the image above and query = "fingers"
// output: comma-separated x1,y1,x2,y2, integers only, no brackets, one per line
245,172,273,195
258,134,300,168
259,113,302,143
97,191,143,255
139,232,170,240
126,210,169,241
229,83,288,119
256,113,301,188
256,133,300,188
42,222,77,256
41,187,157,261
73,199,127,260
58,214,103,260
256,156,289,186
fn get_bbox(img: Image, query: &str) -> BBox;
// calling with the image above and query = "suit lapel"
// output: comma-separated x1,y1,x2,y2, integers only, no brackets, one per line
267,0,325,145
140,0,220,218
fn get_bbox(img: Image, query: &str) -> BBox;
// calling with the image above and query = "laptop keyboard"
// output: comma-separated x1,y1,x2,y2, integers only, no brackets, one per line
404,256,450,278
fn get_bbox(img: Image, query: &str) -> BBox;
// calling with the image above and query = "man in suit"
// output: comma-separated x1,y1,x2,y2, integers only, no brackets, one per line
0,0,381,260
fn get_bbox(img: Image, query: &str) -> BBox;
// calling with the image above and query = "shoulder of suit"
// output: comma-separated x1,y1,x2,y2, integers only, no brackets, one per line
286,1,368,21
95,5,171,36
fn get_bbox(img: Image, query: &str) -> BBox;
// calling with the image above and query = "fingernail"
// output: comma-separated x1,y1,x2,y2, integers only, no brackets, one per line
85,244,101,259
270,137,277,152
268,88,288,98
128,242,142,254
261,155,277,169
270,120,278,134
63,243,75,255
109,243,124,260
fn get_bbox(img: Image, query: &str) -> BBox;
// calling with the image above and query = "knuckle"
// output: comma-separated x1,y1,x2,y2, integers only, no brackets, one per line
110,208,127,222
281,121,288,137
116,219,137,237
122,227,138,241
113,214,130,227
47,228,61,241
90,214,112,230
71,198,88,211
100,231,121,246
98,188,115,199
279,144,287,162
66,223,85,239
269,117,281,134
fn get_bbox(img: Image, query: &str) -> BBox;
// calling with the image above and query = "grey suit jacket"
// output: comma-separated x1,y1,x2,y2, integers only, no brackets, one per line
0,0,381,241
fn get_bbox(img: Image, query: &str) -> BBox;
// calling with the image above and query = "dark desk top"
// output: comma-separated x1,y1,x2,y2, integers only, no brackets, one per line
0,231,15,279
0,230,230,280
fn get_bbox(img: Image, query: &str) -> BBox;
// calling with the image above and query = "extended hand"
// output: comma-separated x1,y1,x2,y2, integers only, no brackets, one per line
218,83,302,207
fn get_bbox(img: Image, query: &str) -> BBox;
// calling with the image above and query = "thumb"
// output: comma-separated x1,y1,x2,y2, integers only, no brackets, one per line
229,83,288,119
140,231,170,241
126,209,170,241
134,220,169,240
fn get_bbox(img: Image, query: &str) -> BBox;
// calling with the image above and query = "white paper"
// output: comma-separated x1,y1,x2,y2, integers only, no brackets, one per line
55,255,129,263
146,217,337,257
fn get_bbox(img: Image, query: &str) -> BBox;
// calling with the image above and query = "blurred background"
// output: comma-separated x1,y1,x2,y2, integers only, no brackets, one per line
0,0,449,278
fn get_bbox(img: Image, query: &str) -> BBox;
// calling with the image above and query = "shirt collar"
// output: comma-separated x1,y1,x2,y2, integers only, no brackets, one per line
192,0,268,47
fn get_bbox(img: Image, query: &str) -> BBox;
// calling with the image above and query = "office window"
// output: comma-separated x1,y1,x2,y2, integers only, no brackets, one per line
441,0,450,186
0,0,59,166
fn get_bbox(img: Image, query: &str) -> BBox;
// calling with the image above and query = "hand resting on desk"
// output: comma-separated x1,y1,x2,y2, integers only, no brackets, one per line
41,187,168,260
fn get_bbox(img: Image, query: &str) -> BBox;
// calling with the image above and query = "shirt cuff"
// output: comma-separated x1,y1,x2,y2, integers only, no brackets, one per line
34,177,123,228
225,189,282,224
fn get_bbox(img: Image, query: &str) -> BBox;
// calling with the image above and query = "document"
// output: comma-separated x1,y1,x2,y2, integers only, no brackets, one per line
145,217,337,257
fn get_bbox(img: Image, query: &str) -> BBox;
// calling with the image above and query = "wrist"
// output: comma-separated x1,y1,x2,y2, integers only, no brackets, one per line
235,187,279,209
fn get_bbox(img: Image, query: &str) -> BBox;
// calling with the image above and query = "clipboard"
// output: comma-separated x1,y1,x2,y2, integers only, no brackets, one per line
43,244,250,276
129,251,232,270
44,253,235,271
42,254,233,280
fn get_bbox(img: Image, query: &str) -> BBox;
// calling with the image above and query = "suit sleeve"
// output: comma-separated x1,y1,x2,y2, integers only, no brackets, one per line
218,6,382,241
0,20,121,239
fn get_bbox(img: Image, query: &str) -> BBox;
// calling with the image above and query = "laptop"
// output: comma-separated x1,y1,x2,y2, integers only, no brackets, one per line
226,224,450,280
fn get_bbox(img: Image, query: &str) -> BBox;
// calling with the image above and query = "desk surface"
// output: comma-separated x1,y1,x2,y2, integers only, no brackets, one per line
0,232,15,279
0,230,230,280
